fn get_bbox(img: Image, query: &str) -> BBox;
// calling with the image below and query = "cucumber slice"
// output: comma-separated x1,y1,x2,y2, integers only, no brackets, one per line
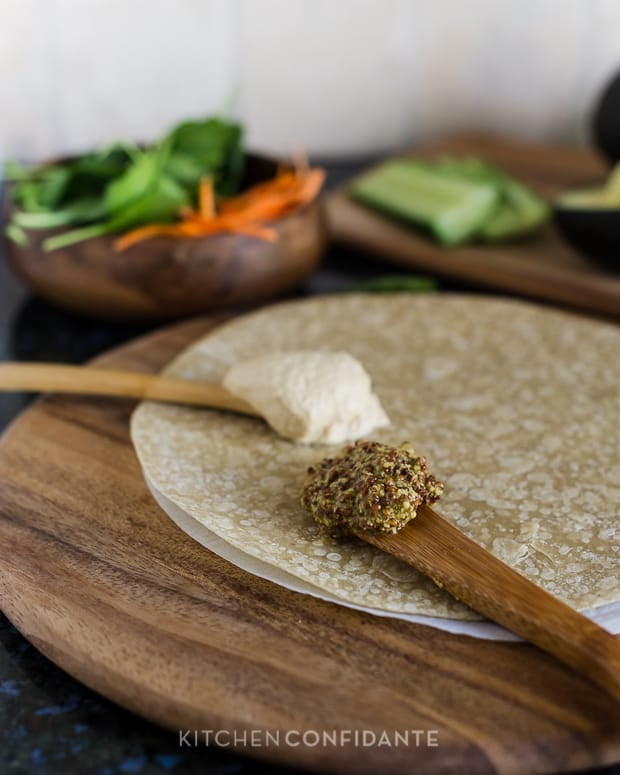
480,178,549,240
432,156,502,183
427,157,549,240
351,160,499,246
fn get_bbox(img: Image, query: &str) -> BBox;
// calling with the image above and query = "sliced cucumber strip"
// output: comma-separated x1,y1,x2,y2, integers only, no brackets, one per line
351,161,499,246
351,157,549,245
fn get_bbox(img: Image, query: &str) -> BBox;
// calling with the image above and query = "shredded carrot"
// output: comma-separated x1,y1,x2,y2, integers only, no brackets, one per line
114,164,325,252
198,178,215,220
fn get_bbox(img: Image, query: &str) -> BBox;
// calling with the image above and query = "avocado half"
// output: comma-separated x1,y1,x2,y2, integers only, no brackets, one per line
554,206,620,271
554,180,620,271
593,69,620,164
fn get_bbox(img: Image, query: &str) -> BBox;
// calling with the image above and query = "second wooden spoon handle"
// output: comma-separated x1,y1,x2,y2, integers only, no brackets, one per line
0,362,258,416
361,504,620,703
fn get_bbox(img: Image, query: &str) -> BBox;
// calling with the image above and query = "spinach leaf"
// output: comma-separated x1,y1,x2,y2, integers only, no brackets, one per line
59,145,133,203
165,116,244,195
7,114,245,251
13,197,107,229
6,145,132,211
44,147,189,250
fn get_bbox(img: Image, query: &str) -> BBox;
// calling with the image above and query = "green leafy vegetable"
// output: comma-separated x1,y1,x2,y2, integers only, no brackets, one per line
4,115,244,251
4,223,27,246
165,116,244,195
341,275,437,293
13,198,106,230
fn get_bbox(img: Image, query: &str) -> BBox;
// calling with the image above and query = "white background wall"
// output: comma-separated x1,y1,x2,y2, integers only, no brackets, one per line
1,0,619,162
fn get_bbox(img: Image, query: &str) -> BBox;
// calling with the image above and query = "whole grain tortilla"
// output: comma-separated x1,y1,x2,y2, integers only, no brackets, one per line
131,294,620,623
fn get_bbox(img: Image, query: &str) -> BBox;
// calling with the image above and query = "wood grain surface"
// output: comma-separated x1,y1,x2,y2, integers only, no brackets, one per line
363,506,620,704
326,134,620,318
0,317,619,775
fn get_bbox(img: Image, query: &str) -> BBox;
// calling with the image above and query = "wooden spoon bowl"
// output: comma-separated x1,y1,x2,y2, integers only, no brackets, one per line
3,154,327,321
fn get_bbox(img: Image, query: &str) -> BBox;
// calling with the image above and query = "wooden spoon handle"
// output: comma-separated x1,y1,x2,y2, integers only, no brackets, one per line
0,362,257,416
360,504,620,703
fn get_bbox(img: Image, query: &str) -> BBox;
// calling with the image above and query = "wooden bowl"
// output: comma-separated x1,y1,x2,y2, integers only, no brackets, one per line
3,155,327,321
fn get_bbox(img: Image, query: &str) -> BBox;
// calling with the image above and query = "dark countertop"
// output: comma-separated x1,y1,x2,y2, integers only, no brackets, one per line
1,167,619,775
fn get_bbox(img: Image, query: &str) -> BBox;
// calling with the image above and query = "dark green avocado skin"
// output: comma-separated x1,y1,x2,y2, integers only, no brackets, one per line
554,206,620,271
593,69,620,164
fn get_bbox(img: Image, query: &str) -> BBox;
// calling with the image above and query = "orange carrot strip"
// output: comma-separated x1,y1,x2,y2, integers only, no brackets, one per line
199,178,215,220
114,224,188,251
115,165,325,251
296,169,326,201
218,172,299,212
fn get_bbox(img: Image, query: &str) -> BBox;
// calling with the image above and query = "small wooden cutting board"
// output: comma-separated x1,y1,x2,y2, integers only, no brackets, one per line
0,317,619,775
326,134,620,319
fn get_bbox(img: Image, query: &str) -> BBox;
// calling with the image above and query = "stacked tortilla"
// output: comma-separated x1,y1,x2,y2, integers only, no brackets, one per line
131,295,620,639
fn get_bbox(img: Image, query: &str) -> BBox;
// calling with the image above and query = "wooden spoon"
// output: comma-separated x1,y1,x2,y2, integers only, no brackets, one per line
360,505,620,704
0,362,258,415
2,361,619,702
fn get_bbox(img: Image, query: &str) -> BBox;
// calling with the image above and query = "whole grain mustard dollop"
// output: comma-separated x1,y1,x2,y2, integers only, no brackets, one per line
301,440,443,537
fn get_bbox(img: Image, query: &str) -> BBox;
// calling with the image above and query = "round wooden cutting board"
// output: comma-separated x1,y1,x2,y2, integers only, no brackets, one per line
0,316,619,775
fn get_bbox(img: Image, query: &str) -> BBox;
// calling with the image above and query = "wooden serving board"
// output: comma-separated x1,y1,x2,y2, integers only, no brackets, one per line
0,317,619,775
326,134,620,319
